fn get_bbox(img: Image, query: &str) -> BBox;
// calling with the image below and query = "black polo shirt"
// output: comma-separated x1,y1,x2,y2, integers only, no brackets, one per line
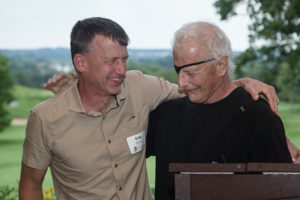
146,87,292,200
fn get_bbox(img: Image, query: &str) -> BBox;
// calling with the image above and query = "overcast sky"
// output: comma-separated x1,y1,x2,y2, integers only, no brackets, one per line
0,0,250,51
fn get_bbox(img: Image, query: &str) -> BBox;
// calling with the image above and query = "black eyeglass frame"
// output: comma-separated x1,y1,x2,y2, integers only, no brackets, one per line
173,58,215,74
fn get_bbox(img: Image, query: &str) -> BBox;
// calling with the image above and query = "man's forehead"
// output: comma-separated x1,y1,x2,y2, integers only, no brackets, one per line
92,35,127,51
103,48,128,60
174,47,208,64
175,41,207,55
93,35,120,47
103,49,128,59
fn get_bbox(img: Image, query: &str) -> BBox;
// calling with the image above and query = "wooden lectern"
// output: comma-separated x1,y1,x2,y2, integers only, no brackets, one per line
169,163,300,200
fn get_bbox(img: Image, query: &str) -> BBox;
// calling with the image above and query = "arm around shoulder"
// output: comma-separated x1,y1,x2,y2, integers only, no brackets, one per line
127,70,181,110
19,162,47,200
233,78,279,115
44,72,77,94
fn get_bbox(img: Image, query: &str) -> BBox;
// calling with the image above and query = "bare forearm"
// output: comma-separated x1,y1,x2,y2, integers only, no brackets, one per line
19,162,47,200
19,181,43,200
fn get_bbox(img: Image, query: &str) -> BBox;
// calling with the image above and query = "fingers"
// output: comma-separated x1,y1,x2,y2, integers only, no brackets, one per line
44,72,73,94
55,73,68,83
258,85,279,115
244,78,279,115
248,87,260,101
71,71,78,80
44,73,61,89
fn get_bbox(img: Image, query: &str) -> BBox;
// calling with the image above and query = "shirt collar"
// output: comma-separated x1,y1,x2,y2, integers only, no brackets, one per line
115,80,128,105
66,80,129,113
66,81,86,113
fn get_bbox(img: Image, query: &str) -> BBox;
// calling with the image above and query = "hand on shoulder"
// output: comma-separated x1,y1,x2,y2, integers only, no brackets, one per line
233,78,279,115
44,72,77,94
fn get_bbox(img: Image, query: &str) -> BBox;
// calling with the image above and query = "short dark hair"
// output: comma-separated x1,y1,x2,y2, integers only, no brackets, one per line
70,17,129,60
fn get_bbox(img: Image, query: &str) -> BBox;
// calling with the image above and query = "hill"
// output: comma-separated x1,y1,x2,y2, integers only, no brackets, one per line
0,48,242,88
0,48,176,88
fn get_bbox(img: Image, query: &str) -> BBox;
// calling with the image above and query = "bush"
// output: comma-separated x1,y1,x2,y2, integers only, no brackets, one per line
0,54,14,132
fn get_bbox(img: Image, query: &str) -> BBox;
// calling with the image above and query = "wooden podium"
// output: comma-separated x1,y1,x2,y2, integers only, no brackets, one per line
169,163,300,200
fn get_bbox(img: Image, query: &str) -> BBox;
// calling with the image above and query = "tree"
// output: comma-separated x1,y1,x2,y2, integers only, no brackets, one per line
0,53,14,132
127,60,177,83
276,61,300,113
214,0,300,108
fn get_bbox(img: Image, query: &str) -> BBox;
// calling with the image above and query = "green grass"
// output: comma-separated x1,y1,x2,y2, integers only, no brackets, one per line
278,102,300,148
8,85,53,118
146,156,156,190
0,126,54,200
1,85,55,198
0,125,54,189
0,126,24,187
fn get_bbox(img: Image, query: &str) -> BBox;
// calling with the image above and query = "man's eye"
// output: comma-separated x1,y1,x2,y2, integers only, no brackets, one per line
187,72,197,76
106,60,115,65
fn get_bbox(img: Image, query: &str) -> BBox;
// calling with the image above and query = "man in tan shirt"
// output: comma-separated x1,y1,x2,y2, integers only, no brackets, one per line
19,17,280,200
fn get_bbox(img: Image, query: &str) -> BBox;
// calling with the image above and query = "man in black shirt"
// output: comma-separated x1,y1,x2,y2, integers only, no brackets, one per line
146,21,292,200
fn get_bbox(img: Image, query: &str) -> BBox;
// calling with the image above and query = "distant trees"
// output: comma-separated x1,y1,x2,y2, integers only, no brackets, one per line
1,48,72,88
8,54,67,88
1,48,177,88
0,53,14,132
214,0,300,109
127,59,177,83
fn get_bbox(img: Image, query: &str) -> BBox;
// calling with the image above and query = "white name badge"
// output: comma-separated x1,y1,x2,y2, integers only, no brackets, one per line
127,131,145,154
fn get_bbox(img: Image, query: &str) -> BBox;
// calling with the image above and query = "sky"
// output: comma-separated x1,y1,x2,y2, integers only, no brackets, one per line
0,0,250,51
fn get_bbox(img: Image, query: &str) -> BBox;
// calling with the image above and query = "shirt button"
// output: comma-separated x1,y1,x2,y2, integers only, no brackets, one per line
114,164,118,168
108,140,111,144
119,187,122,191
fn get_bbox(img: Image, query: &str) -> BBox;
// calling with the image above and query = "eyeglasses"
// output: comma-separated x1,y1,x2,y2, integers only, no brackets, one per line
174,58,215,74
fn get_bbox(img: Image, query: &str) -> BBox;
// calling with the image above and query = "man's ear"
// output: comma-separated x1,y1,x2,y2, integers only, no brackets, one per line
217,56,229,76
73,54,86,73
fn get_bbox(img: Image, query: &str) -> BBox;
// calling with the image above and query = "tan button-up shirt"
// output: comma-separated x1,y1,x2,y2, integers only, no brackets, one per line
22,70,181,199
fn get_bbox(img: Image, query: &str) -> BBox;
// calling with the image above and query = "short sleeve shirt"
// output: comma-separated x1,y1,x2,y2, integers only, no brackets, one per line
22,70,181,200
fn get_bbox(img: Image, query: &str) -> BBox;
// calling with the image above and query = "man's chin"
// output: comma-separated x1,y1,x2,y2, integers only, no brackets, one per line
187,94,203,103
187,95,198,103
110,88,121,96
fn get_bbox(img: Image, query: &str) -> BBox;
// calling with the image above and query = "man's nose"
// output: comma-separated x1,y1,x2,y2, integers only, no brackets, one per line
177,71,188,88
115,60,126,75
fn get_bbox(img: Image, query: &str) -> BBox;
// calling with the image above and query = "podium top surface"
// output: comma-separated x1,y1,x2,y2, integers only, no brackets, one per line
169,163,300,173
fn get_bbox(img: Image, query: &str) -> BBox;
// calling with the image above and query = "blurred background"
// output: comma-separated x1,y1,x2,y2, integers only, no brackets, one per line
0,0,299,199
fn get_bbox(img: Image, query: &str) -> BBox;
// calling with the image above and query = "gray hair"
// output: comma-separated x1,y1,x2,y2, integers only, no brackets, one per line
172,21,234,69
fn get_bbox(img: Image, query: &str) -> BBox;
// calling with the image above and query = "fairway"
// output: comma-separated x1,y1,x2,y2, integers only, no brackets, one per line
0,125,54,192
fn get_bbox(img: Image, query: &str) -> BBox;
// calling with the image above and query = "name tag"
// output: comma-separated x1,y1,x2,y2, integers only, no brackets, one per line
127,131,145,154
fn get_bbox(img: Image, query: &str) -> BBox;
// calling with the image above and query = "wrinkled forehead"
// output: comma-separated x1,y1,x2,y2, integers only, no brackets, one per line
173,41,210,64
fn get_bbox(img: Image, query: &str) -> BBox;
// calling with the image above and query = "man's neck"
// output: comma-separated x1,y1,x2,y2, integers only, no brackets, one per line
77,83,114,114
206,76,236,104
